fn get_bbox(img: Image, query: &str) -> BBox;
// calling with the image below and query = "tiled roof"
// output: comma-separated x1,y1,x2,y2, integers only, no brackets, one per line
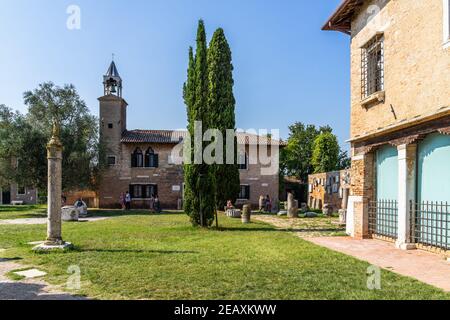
121,130,286,146
322,0,365,34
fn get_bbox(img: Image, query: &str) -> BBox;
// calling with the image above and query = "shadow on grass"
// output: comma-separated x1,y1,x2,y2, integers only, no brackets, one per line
0,282,86,300
78,248,199,255
0,206,45,213
87,210,184,218
0,257,23,263
217,226,345,234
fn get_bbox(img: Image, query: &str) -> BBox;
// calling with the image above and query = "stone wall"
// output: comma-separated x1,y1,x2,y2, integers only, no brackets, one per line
307,169,351,212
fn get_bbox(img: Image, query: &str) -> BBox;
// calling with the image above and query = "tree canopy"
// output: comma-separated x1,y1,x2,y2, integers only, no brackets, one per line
0,83,101,192
207,28,240,208
280,122,349,183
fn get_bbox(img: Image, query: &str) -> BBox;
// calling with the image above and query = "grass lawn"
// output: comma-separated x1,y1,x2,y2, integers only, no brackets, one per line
0,205,47,220
0,210,449,300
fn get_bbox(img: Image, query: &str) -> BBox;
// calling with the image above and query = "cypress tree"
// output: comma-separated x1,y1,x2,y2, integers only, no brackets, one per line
207,28,240,208
183,20,216,227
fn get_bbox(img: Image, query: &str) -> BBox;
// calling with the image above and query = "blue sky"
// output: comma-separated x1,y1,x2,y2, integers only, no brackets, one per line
0,0,350,146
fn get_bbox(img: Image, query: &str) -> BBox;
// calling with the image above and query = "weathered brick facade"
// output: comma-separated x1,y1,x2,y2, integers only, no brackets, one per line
324,0,450,241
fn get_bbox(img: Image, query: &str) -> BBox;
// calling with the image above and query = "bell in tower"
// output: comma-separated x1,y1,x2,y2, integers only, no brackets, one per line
103,59,123,97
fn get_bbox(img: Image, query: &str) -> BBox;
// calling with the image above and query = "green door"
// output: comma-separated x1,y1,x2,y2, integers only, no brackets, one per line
375,145,399,238
417,133,450,248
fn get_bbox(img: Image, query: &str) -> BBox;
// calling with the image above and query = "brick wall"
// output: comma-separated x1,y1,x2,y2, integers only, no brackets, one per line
350,0,450,139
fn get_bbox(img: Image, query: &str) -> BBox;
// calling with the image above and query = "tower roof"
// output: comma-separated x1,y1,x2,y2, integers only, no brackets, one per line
105,61,120,78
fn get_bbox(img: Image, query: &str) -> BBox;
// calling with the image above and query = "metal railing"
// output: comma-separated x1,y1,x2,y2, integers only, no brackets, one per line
411,201,450,251
369,200,398,239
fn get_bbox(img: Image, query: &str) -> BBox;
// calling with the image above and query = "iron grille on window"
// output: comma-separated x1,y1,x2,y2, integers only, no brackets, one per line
369,200,398,239
361,34,384,99
411,201,450,251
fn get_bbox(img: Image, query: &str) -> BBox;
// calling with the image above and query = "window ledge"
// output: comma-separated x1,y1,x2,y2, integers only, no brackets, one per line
361,91,385,108
443,40,450,49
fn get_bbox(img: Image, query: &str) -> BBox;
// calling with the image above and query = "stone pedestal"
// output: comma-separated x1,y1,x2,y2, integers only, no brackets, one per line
323,204,333,216
62,206,79,221
287,193,299,218
242,205,251,224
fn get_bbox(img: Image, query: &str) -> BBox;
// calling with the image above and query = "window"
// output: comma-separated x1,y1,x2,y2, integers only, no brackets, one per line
17,186,26,195
238,185,250,200
145,148,159,168
361,34,384,99
130,184,157,199
131,148,144,168
130,185,143,198
107,156,116,166
108,123,113,129
444,0,450,45
238,152,248,170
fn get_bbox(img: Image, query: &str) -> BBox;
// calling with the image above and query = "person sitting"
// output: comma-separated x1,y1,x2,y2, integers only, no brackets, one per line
226,200,234,210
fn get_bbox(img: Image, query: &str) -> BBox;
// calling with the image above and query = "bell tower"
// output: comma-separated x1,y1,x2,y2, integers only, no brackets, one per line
103,60,123,97
99,60,128,164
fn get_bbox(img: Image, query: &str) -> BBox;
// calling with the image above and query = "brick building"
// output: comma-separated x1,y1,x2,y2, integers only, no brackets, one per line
324,0,450,251
0,184,38,205
98,61,283,210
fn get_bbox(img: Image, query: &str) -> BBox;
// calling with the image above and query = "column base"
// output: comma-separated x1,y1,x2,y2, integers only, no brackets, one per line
32,241,74,253
395,241,417,251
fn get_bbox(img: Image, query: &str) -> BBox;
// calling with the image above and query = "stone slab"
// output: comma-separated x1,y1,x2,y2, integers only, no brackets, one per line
32,242,74,253
14,269,47,279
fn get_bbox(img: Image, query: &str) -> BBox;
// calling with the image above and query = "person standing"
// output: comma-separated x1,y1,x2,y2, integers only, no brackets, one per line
149,194,155,213
265,195,272,213
125,191,131,210
154,195,161,213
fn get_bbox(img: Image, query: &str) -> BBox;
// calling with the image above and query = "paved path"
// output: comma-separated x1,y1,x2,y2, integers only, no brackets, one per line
0,258,85,300
0,216,109,225
254,215,345,238
257,215,450,292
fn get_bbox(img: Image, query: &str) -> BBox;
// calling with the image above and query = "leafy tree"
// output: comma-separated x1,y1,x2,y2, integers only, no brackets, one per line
0,83,101,192
338,150,351,170
183,20,216,227
311,132,340,173
207,28,240,208
280,123,323,183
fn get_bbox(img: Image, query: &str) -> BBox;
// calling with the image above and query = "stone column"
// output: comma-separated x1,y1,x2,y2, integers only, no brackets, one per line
396,144,417,250
34,123,72,252
350,152,375,239
45,132,64,245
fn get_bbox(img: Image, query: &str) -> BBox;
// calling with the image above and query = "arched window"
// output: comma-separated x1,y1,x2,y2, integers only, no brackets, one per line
145,148,159,168
131,148,144,168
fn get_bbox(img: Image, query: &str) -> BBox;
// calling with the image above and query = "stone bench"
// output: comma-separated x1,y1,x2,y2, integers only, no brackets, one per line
11,201,24,205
